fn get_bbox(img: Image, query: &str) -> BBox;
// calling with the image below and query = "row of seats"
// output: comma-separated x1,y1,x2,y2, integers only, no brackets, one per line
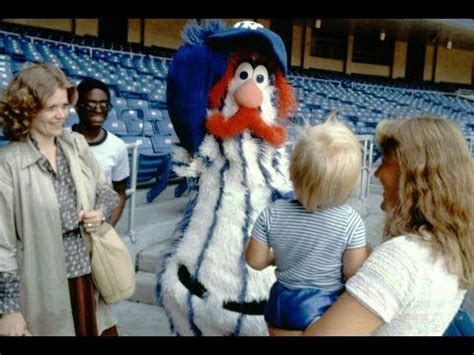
289,77,474,137
1,27,473,201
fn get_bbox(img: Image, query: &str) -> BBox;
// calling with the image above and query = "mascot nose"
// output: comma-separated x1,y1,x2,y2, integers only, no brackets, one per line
234,79,263,108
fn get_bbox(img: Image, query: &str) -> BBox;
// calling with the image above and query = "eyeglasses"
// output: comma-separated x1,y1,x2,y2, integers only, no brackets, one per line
79,101,113,111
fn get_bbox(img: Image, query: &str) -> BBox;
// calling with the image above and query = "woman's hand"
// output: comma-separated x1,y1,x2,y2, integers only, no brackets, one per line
79,209,105,234
0,312,31,336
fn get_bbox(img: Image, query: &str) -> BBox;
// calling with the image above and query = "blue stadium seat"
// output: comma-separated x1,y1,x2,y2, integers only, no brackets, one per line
125,119,154,136
160,109,170,121
120,136,155,156
127,99,148,111
120,109,141,121
155,121,173,136
65,108,80,127
112,98,128,116
107,108,118,120
141,108,162,121
0,136,9,149
103,119,128,136
151,135,173,154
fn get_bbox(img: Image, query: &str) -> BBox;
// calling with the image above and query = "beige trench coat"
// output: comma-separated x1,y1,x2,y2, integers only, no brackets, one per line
0,130,116,335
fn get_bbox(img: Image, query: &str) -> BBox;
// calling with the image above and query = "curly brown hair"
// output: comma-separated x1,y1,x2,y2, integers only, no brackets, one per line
376,116,474,289
0,63,77,141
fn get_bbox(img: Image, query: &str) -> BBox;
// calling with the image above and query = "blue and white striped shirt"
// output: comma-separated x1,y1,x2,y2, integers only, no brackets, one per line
252,199,366,291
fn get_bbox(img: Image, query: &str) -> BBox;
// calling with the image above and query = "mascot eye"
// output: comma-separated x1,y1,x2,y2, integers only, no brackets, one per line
235,62,253,86
253,65,269,88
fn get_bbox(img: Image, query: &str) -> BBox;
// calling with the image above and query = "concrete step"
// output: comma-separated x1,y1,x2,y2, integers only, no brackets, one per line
113,301,171,336
138,238,173,273
129,271,157,305
116,185,188,269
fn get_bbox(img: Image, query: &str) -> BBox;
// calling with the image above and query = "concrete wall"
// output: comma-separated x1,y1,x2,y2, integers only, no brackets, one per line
4,18,72,32
291,21,473,84
435,46,473,84
345,34,354,74
392,40,407,79
350,62,391,77
75,19,98,37
423,44,435,81
309,57,344,72
256,19,270,28
128,19,142,44
291,24,303,67
143,19,188,49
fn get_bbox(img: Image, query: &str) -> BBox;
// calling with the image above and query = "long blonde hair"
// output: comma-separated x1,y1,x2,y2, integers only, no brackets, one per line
376,116,474,288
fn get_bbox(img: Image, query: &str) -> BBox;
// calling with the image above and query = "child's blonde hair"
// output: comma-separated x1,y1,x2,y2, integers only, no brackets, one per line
290,118,361,212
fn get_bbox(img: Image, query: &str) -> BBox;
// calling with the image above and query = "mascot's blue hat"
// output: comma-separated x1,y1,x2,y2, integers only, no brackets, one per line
207,21,288,75
167,19,288,154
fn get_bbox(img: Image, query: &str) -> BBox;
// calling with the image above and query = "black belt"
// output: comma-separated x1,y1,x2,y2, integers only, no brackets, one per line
63,228,81,238
177,264,266,315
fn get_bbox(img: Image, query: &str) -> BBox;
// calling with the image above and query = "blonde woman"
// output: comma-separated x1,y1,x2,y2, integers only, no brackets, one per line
303,117,474,336
0,63,119,336
246,119,368,336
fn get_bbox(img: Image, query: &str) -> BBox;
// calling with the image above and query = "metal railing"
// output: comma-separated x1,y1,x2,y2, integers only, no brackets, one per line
357,135,374,201
468,136,474,157
125,142,139,243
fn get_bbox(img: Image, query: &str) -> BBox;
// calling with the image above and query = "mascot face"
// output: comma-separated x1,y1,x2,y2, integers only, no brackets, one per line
206,51,295,147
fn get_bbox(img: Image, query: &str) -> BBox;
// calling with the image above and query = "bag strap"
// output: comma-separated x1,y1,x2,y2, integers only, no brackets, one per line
70,136,93,253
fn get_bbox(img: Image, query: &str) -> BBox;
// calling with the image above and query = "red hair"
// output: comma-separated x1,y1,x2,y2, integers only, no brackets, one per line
208,54,240,109
275,69,297,119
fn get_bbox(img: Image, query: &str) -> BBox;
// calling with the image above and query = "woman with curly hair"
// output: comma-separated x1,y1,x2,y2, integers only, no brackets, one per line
0,63,120,336
303,116,473,335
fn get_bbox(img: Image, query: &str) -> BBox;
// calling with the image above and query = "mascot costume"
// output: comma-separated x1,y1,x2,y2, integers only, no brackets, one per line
157,19,297,336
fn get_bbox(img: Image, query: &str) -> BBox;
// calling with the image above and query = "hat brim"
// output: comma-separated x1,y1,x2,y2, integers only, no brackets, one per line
207,28,287,75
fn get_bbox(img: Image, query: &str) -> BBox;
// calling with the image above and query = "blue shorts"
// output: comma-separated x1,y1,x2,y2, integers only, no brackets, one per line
264,281,343,330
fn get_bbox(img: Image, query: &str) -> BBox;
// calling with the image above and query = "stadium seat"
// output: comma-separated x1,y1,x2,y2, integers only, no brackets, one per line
65,108,80,127
151,135,173,154
103,119,128,136
120,109,141,121
125,119,154,137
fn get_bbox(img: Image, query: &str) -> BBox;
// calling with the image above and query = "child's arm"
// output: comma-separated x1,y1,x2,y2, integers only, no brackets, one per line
245,237,275,270
342,246,369,280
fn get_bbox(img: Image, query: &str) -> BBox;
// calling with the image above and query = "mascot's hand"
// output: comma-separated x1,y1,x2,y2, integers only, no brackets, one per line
266,126,287,147
249,117,287,148
268,125,287,147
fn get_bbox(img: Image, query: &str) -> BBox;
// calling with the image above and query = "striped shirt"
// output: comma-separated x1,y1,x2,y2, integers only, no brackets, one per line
252,199,366,291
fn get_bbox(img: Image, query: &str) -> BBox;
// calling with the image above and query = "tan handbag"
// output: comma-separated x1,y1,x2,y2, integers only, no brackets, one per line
81,221,136,304
74,148,136,304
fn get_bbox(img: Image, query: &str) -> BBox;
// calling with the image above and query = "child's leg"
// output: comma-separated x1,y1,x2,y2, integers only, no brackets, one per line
267,324,303,336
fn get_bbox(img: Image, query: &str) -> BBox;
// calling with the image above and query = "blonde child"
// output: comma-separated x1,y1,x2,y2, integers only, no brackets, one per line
246,119,368,336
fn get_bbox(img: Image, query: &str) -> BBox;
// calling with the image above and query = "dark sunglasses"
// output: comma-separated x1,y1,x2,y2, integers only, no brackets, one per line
79,101,113,111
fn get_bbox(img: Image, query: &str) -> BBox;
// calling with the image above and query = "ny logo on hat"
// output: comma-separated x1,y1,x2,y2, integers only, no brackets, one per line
234,21,264,30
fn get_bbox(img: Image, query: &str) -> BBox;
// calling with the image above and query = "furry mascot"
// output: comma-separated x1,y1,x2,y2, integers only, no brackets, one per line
157,19,297,336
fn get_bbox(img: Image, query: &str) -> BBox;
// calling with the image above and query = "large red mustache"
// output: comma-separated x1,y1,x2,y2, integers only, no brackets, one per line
206,107,287,147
